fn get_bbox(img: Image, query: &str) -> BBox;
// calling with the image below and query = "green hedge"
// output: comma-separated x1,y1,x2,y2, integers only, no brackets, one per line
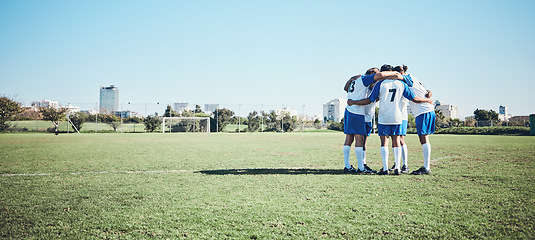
407,126,530,136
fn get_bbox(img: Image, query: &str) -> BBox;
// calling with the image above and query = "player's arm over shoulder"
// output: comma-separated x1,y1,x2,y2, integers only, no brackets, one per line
411,95,433,104
402,82,426,102
348,98,372,106
343,74,361,92
374,71,403,81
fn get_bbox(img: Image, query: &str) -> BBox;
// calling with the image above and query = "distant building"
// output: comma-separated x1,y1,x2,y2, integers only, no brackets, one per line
465,115,475,121
435,101,458,120
323,98,346,123
31,100,59,108
100,85,119,114
499,105,507,115
115,110,140,118
18,106,40,119
275,106,298,117
204,104,219,114
498,105,512,121
81,109,98,115
509,115,529,122
65,104,80,113
173,102,189,113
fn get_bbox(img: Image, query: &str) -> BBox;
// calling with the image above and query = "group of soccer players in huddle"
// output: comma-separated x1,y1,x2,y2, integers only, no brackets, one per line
342,64,436,175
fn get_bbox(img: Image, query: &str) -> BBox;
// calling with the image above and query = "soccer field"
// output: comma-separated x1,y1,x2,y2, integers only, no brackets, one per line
1,133,534,239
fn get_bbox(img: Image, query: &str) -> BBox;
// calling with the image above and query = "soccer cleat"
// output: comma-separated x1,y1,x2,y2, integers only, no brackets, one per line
410,167,430,175
401,165,409,174
356,168,375,174
344,165,357,173
392,169,401,175
377,169,389,175
364,164,377,173
388,164,396,171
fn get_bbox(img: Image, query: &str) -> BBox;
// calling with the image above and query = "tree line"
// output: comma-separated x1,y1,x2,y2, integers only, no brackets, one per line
0,97,303,133
3,96,526,134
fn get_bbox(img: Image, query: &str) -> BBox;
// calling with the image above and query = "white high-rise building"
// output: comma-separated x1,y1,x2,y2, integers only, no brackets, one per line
99,85,119,114
499,105,508,115
173,102,189,113
498,105,512,121
275,106,298,117
32,99,59,108
204,104,219,114
435,103,458,120
323,98,346,123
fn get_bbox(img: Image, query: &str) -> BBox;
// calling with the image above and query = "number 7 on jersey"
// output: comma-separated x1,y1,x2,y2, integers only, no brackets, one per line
388,89,397,102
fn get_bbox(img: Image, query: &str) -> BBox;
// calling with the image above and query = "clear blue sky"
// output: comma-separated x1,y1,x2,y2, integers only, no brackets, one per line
1,0,534,118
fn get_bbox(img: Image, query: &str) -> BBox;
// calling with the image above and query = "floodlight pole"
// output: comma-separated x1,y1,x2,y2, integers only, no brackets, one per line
261,104,263,132
281,105,284,133
302,105,305,132
67,102,70,134
95,103,98,134
238,104,241,133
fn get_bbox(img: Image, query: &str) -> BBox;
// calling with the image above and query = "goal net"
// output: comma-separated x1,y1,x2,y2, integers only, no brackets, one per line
162,117,210,133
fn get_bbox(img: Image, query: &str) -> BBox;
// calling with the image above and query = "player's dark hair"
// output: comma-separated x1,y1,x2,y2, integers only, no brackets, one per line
380,64,393,72
365,67,379,75
393,65,408,73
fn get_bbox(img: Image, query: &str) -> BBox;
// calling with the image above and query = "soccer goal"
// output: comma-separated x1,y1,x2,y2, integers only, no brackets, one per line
162,117,210,133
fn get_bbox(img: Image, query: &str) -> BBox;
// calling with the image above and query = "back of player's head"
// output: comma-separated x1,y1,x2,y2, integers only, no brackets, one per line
380,64,393,72
393,65,408,74
365,67,379,75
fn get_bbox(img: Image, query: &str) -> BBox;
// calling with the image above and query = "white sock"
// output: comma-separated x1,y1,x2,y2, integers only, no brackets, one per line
402,144,408,166
362,150,367,165
422,143,431,170
380,146,389,171
393,147,401,170
343,145,351,169
355,147,364,170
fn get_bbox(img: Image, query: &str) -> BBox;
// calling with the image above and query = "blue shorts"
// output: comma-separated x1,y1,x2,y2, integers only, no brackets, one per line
377,124,403,136
415,111,436,136
344,109,372,136
401,120,408,136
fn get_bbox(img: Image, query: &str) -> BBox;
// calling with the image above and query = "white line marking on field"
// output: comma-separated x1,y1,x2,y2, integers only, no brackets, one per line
430,154,467,163
0,170,192,177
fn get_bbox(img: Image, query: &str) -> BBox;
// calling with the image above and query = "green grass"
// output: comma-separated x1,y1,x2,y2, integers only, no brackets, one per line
10,120,147,133
1,133,534,239
223,123,333,133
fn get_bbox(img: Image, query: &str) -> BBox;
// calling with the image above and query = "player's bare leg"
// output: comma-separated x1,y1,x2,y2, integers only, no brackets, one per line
418,134,429,145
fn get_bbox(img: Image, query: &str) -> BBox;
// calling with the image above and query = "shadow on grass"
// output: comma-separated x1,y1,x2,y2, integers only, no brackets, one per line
197,168,345,175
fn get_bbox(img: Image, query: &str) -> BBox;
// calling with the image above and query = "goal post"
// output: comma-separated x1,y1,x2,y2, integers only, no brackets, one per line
162,117,210,133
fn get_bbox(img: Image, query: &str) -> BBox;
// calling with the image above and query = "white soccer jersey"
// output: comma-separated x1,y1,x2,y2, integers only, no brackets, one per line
407,75,435,117
346,75,376,122
401,98,409,120
368,80,415,125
